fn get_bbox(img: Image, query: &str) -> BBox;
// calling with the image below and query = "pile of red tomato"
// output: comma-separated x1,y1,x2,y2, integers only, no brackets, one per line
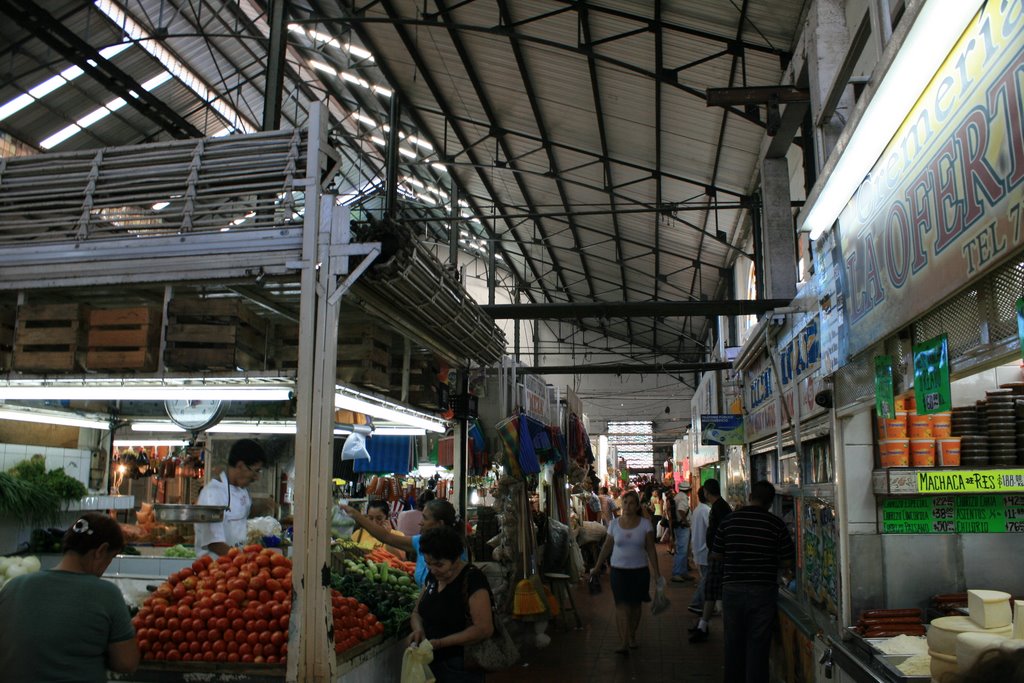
331,590,384,654
132,545,381,664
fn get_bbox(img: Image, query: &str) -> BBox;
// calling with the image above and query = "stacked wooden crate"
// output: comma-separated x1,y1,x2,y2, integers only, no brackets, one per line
12,303,86,372
391,351,440,410
0,305,14,371
337,320,390,392
163,297,271,371
85,306,162,372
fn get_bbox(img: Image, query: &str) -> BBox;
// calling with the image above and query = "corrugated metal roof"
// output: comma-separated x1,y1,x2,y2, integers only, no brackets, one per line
0,0,808,372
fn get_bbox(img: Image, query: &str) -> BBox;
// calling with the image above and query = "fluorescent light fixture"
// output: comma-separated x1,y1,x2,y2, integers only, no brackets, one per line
431,162,448,172
114,439,190,447
0,384,292,401
406,135,433,151
133,420,354,436
372,85,392,97
398,147,417,159
152,201,170,211
335,386,447,433
373,427,427,436
0,407,109,430
354,112,377,126
370,136,386,146
801,0,985,240
403,176,424,189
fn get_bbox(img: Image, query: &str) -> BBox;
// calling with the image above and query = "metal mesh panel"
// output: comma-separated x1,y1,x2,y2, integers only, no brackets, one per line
834,253,1024,411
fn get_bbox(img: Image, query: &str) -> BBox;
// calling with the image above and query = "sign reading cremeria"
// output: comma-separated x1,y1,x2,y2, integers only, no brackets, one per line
840,1,1024,357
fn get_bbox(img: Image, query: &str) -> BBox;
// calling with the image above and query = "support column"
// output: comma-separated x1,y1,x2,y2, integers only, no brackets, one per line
760,156,797,301
261,0,288,131
806,0,854,169
449,185,459,268
384,93,401,220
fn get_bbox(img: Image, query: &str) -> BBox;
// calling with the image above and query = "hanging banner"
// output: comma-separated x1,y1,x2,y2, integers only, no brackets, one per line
838,1,1024,360
700,414,745,445
913,335,951,414
874,356,896,418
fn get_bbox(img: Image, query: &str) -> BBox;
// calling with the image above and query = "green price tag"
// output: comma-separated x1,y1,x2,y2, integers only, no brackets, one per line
874,355,895,418
913,334,951,415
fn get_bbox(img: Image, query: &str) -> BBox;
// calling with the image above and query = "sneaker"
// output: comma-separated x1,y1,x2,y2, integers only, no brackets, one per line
688,628,709,643
687,605,702,615
671,575,687,583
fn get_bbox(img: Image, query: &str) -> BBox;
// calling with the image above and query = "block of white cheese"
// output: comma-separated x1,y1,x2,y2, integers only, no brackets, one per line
1001,639,1024,653
929,649,957,680
1014,600,1024,640
956,631,1009,671
927,616,1013,655
967,589,1012,628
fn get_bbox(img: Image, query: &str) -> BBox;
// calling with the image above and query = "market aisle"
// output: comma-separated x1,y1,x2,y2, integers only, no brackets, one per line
489,548,724,682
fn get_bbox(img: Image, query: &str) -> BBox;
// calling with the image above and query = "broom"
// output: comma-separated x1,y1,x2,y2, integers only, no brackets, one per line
513,487,547,617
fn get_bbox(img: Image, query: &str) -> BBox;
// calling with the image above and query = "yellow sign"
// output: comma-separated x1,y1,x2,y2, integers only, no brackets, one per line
840,1,1024,357
917,470,1024,494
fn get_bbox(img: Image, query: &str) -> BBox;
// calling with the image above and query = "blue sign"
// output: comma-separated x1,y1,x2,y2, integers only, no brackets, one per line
701,414,745,445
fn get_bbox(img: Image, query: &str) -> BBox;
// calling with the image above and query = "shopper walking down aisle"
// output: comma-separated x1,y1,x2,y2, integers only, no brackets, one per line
690,478,732,643
589,490,663,655
0,512,139,682
688,486,711,614
671,483,692,582
714,480,795,683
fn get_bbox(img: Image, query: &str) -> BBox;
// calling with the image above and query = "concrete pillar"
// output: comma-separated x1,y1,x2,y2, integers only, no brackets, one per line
806,0,854,169
760,156,797,301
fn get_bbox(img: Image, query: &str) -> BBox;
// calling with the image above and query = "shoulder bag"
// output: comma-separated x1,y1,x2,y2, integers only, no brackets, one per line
461,565,519,672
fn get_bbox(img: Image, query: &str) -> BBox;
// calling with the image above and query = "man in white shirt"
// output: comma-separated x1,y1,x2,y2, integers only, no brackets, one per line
688,485,712,612
194,439,266,558
671,483,692,581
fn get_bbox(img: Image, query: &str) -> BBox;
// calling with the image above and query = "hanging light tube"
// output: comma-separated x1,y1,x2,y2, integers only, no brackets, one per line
0,385,292,402
0,407,109,431
335,386,447,433
801,0,985,240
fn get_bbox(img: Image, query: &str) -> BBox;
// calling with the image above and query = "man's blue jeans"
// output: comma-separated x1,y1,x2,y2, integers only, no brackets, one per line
672,527,690,577
722,582,778,683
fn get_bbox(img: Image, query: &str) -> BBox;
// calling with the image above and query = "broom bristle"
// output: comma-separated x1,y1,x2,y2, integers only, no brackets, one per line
513,578,547,616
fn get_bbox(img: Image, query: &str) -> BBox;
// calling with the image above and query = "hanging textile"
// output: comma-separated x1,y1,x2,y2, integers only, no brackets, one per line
517,413,542,475
495,415,523,478
354,436,414,474
437,435,455,468
548,427,568,473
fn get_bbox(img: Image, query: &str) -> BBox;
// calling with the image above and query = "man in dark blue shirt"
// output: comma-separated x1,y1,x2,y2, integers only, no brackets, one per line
711,480,795,683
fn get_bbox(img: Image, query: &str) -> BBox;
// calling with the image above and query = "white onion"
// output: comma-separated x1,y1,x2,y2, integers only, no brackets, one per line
19,556,40,573
3,564,27,579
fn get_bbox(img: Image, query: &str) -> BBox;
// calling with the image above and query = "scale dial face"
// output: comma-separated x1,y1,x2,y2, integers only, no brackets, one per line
164,399,226,432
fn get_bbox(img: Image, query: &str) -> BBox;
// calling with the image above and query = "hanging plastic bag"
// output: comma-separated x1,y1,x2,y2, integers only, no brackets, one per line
651,576,670,616
341,432,370,461
401,641,436,683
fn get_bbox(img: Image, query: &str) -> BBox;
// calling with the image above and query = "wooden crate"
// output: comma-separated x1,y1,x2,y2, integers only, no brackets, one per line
275,320,390,392
13,303,85,372
164,298,270,371
0,305,14,371
85,306,162,371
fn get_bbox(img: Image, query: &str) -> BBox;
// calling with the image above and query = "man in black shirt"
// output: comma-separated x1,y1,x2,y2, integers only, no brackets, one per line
712,480,795,683
688,478,731,641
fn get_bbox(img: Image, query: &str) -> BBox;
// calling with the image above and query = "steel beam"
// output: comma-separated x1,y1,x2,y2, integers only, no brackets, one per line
0,0,202,139
481,299,789,320
706,86,810,106
514,361,733,375
433,0,578,301
262,0,289,130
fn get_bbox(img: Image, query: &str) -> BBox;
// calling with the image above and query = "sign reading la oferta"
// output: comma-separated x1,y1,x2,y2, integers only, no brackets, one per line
839,1,1024,359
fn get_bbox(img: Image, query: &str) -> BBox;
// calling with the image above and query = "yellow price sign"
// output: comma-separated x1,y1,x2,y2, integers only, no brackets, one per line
917,470,1024,494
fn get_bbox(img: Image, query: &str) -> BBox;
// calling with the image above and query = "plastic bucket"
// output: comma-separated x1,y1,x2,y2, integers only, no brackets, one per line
879,439,910,467
908,413,933,439
931,412,952,438
937,438,961,466
877,411,909,439
910,439,936,467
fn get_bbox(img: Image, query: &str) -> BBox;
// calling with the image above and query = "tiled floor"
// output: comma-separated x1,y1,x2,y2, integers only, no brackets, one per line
490,547,724,682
